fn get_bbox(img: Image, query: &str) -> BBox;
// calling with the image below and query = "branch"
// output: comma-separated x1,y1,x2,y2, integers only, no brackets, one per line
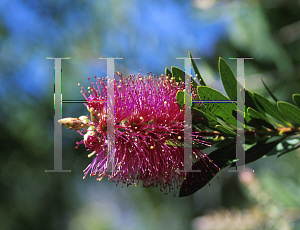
198,127,300,138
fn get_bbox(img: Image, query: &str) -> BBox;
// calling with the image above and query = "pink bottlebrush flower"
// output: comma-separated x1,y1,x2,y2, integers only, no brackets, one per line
74,72,219,194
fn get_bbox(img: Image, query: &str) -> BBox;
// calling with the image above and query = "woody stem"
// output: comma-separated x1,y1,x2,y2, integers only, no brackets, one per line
197,127,300,138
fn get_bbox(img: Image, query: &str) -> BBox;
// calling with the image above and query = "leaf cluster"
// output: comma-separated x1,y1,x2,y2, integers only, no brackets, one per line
166,52,300,197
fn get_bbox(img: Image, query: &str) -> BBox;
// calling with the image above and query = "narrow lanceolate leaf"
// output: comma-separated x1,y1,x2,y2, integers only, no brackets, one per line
178,90,218,129
261,78,279,102
192,108,219,128
165,67,172,77
176,90,194,109
277,101,300,125
172,66,185,82
253,92,290,126
209,142,237,169
247,107,275,130
176,90,185,109
179,140,228,197
245,90,266,117
219,57,237,101
179,157,220,197
293,94,300,107
231,137,285,166
189,50,206,86
171,66,197,89
243,110,264,129
197,86,237,127
264,137,300,157
215,125,236,137
277,138,300,158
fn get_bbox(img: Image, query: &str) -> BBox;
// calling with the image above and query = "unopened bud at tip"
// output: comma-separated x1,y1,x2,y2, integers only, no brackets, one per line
58,117,90,130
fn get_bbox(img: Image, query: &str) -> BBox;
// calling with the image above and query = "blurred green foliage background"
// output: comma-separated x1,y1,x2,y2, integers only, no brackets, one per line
1,0,300,229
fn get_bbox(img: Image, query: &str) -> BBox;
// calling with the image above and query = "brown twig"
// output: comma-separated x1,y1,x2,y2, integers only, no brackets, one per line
198,127,300,138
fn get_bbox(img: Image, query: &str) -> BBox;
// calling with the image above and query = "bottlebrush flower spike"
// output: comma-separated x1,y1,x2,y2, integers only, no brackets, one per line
67,72,219,195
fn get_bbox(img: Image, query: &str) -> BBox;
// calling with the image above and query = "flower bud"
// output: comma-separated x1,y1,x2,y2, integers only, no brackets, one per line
58,117,90,130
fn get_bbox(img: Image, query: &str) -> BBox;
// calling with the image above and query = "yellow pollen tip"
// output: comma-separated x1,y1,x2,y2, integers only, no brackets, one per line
140,117,143,120
150,146,154,149
88,151,96,158
178,136,182,139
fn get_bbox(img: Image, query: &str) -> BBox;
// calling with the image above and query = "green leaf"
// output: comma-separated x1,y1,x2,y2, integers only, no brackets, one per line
176,90,196,110
263,137,299,157
277,101,300,125
178,90,217,129
176,90,185,109
247,107,275,130
165,67,172,77
215,125,236,137
189,50,206,86
209,142,237,168
245,90,266,117
179,157,220,197
277,138,300,157
197,86,237,127
165,139,184,147
241,110,263,129
214,138,236,149
191,98,202,110
253,92,290,126
231,137,285,166
245,90,255,110
172,66,185,82
218,57,237,101
292,94,300,107
261,77,279,102
192,108,219,128
179,141,237,197
172,66,197,89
